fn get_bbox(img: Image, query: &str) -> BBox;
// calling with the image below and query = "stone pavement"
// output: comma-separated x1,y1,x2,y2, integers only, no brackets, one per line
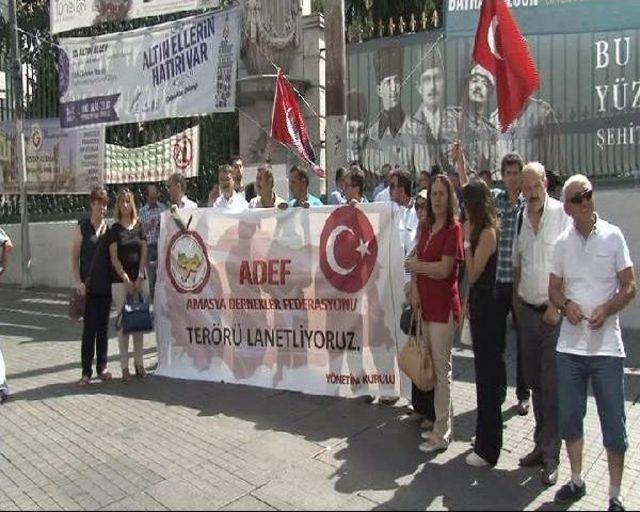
1,188,640,511
1,284,639,511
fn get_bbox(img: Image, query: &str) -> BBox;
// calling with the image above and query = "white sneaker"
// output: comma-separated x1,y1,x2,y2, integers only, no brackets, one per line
421,430,434,440
418,440,448,454
466,452,491,467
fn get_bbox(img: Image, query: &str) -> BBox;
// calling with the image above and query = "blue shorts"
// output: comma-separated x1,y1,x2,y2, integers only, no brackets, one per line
557,352,627,453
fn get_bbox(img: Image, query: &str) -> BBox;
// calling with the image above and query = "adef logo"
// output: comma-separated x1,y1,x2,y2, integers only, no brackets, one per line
166,231,210,294
320,206,378,293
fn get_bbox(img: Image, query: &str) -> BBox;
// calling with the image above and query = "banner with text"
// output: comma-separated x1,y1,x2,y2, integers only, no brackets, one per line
105,125,199,184
0,119,104,194
155,204,407,398
58,9,239,128
51,0,221,35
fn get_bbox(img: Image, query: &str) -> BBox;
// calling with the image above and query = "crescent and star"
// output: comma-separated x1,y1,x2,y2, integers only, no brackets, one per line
326,225,372,276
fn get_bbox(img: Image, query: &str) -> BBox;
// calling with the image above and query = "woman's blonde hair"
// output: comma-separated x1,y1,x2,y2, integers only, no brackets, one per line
115,188,138,223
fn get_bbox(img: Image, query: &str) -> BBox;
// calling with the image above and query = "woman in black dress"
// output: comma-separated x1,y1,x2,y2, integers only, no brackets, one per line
462,179,503,467
108,188,149,382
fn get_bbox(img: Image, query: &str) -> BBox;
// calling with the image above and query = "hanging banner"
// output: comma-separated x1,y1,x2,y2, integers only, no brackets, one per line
154,204,407,398
50,0,221,35
105,125,199,184
0,119,104,194
58,9,240,128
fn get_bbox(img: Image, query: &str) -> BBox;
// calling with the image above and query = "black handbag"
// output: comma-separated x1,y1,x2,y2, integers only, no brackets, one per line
116,294,153,334
400,303,417,336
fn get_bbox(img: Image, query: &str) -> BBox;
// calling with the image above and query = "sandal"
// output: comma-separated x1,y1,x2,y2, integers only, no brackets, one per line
98,370,113,381
122,368,132,382
134,364,147,379
78,375,90,386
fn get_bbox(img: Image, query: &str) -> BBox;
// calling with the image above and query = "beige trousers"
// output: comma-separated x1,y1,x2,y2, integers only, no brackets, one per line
420,314,455,445
112,279,149,370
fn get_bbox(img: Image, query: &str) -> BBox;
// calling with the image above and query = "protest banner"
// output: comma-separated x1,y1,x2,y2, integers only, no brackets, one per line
58,9,239,128
105,125,199,184
50,0,221,35
154,204,407,398
0,119,104,194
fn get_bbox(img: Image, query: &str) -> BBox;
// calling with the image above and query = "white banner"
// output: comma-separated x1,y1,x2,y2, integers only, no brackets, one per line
51,0,221,35
105,125,199,184
0,119,104,194
155,204,407,398
58,9,239,128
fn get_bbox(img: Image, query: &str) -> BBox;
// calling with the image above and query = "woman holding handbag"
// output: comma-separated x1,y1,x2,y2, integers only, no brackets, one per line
461,180,501,468
108,188,149,382
405,174,464,454
70,186,113,386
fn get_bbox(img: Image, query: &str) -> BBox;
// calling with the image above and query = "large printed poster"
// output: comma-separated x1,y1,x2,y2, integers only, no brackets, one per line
346,0,640,178
105,125,200,183
0,119,104,194
50,0,221,35
155,204,407,398
58,9,240,128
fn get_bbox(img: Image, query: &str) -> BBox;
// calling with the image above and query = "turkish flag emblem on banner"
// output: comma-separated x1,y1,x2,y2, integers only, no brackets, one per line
472,0,539,132
271,71,325,178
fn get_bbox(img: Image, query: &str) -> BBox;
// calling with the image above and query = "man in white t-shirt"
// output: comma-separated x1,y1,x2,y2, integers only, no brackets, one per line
549,175,636,512
168,172,198,209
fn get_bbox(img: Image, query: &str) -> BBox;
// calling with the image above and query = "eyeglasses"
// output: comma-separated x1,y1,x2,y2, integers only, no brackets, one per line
569,188,593,205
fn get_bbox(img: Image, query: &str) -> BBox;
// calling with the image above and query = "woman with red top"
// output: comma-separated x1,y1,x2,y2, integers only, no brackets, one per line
405,174,464,453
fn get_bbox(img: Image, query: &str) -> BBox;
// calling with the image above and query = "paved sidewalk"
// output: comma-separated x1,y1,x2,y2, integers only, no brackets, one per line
0,284,639,511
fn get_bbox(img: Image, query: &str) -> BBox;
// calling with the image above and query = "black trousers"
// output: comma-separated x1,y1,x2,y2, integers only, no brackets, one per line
470,289,506,466
412,384,435,421
81,294,111,377
495,282,530,402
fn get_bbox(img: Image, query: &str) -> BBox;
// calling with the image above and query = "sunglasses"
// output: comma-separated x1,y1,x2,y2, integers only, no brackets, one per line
569,188,593,205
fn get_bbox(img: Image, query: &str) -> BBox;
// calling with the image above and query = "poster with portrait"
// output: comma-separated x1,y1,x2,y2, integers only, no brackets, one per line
346,0,640,179
0,119,104,194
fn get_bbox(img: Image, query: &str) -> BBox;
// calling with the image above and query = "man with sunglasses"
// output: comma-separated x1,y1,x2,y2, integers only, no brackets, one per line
513,162,571,486
549,175,636,512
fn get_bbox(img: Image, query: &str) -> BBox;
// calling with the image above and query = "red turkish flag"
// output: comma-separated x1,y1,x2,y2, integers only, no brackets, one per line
271,71,325,178
472,0,539,132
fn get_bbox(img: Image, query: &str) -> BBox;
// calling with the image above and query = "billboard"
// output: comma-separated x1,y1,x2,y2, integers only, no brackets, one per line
346,0,640,178
58,9,240,128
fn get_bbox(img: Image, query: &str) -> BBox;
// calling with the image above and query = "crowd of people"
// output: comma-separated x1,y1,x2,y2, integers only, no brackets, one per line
0,149,635,511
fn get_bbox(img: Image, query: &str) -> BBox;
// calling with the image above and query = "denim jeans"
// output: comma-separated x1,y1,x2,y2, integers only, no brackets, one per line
557,351,628,453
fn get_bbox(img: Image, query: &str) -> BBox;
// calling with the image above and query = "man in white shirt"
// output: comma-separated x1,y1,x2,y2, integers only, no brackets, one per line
0,227,13,403
371,163,393,202
168,172,198,209
513,162,571,486
328,167,347,205
214,164,249,212
549,175,636,511
249,164,286,209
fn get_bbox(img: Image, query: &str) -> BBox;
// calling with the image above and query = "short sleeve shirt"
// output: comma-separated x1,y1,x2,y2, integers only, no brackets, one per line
107,222,146,282
550,216,633,358
416,222,464,323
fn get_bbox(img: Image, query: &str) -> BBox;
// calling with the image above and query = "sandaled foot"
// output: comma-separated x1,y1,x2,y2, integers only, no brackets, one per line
78,375,91,386
134,365,147,379
122,368,132,382
98,370,113,381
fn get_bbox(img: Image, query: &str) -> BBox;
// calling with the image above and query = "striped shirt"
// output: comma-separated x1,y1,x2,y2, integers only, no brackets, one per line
492,188,523,284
